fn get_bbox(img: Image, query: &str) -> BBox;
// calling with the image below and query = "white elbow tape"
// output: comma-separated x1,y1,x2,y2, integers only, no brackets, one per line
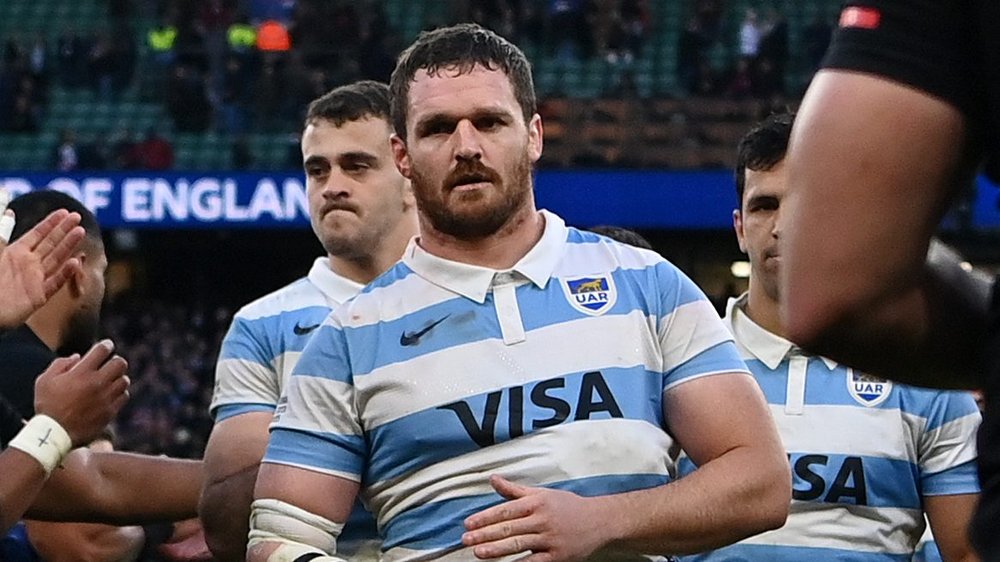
7,415,73,475
248,499,346,561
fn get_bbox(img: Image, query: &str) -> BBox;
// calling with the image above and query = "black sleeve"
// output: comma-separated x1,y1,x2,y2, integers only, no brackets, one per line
0,394,24,448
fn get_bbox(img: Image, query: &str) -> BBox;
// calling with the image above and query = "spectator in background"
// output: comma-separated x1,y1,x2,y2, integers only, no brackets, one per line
678,17,711,95
111,127,141,170
166,64,211,132
87,31,117,101
548,0,585,60
757,7,788,95
801,14,831,81
8,95,38,133
738,8,761,62
52,130,79,171
218,56,250,134
78,132,111,171
621,0,650,59
56,29,88,88
136,130,175,170
27,34,46,81
231,135,254,170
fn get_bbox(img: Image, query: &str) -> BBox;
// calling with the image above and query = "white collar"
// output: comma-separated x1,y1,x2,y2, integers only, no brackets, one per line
402,210,567,303
307,257,366,306
724,294,838,371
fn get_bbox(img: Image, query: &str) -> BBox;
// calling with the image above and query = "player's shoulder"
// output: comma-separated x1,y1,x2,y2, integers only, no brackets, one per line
234,276,328,322
559,226,671,277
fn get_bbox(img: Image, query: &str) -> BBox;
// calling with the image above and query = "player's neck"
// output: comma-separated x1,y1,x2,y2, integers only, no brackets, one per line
417,205,544,270
328,216,418,285
744,287,786,339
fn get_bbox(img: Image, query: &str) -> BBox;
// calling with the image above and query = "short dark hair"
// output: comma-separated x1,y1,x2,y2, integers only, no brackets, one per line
389,23,536,140
9,190,101,243
305,80,392,129
735,112,794,208
589,225,653,250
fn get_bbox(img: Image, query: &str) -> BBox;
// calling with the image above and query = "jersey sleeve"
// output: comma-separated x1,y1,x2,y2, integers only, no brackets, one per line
263,319,366,482
655,261,750,392
210,314,281,423
919,390,982,496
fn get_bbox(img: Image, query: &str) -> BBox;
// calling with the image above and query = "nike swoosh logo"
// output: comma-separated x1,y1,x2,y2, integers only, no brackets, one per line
400,314,451,346
293,322,321,336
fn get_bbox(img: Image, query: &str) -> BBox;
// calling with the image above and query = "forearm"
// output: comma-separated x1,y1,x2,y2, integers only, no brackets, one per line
200,463,259,562
0,448,49,532
593,445,789,555
88,452,203,522
28,451,202,524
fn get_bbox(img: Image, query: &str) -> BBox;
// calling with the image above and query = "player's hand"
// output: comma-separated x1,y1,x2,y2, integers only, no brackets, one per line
462,475,608,562
0,206,85,329
34,340,130,447
158,518,213,561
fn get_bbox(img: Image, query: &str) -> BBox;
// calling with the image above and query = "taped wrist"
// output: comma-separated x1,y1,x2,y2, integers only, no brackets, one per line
7,415,72,475
248,499,346,562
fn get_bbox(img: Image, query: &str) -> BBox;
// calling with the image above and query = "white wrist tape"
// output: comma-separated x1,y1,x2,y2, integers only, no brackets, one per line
248,499,345,561
7,415,73,475
0,211,14,244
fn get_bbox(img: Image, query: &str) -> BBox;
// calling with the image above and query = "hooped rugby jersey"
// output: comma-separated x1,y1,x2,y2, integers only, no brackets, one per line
209,257,376,546
679,296,981,561
264,210,752,561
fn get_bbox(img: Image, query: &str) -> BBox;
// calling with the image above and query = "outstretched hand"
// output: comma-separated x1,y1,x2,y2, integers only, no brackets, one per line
462,475,609,562
0,207,85,329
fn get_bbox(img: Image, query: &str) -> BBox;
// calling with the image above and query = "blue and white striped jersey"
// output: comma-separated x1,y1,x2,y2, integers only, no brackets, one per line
209,257,377,550
211,257,363,422
680,296,981,561
264,210,751,561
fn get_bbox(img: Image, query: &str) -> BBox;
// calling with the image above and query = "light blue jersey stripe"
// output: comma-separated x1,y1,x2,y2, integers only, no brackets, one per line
287,325,353,384
265,427,367,477
218,306,331,364
364,366,665,484
922,459,979,495
664,342,745,388
683,543,914,562
748,358,980,423
381,473,669,551
215,403,274,422
344,264,706,377
683,453,952,510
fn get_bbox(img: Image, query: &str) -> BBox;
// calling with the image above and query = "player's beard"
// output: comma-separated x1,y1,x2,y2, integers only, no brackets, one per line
411,151,533,240
58,307,101,356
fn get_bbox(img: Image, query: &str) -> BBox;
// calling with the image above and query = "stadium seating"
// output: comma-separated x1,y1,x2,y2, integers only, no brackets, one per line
0,0,845,171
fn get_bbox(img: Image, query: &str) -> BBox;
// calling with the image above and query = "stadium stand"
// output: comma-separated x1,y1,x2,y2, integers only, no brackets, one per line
0,0,842,172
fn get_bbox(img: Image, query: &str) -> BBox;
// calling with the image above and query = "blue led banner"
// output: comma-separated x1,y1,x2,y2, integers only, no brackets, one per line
0,170,741,229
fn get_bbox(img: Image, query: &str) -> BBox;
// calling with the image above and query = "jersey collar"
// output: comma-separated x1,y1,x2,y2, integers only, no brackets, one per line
725,294,837,370
402,210,567,303
307,257,365,306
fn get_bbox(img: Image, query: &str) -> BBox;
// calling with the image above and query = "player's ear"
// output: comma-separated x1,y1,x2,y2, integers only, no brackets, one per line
391,134,412,179
66,252,87,298
734,209,747,253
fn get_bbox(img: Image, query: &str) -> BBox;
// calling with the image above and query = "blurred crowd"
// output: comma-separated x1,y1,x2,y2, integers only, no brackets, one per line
101,299,231,458
0,0,835,171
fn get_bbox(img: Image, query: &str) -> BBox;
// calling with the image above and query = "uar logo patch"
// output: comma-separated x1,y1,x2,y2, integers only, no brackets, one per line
846,368,892,407
562,275,617,316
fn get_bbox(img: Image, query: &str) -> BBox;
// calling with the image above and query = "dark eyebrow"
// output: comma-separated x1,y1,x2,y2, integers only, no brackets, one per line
336,151,379,167
415,109,514,136
746,194,779,208
303,155,330,169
